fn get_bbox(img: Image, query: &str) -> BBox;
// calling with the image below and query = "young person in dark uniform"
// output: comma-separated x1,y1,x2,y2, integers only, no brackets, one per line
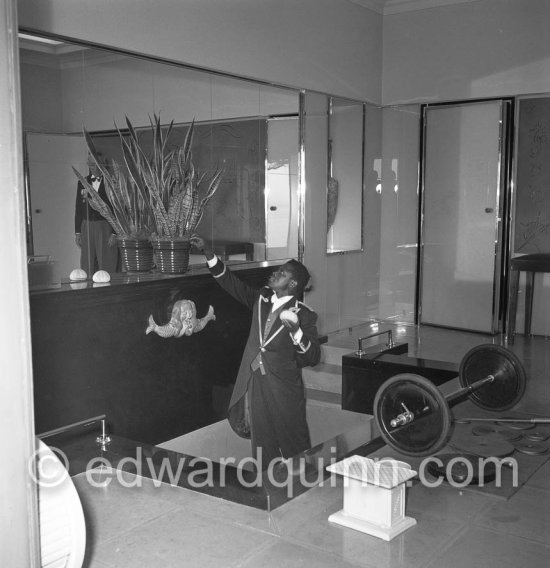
75,153,118,275
191,236,321,471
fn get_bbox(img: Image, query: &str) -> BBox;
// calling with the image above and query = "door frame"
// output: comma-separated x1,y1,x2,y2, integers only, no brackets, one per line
415,97,515,334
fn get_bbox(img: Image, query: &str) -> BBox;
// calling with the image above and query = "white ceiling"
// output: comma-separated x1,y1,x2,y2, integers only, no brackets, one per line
350,0,481,15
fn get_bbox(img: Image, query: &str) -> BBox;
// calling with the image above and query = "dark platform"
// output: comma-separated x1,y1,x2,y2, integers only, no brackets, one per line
341,343,459,414
30,263,276,445
43,417,385,511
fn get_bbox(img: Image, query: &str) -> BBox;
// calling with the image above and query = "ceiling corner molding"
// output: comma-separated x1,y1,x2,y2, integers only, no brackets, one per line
383,0,481,15
347,0,386,15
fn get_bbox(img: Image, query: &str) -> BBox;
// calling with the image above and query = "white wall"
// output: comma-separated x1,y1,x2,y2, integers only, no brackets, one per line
18,0,383,104
0,0,40,564
383,0,550,105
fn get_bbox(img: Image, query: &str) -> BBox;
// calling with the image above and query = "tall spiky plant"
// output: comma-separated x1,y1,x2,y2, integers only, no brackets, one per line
120,115,223,240
72,131,155,239
73,116,223,241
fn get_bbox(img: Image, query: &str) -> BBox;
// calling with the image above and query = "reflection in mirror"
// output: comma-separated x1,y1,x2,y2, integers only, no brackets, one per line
326,96,365,254
514,95,550,254
266,117,299,260
90,119,267,254
20,33,300,286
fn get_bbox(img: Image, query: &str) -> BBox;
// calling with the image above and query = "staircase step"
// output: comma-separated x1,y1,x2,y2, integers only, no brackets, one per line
302,362,341,394
321,344,354,366
305,388,341,406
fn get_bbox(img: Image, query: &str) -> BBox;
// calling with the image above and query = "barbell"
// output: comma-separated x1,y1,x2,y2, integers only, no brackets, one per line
373,344,528,456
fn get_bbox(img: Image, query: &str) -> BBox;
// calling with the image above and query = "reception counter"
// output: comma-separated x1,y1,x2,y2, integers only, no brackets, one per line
30,261,277,445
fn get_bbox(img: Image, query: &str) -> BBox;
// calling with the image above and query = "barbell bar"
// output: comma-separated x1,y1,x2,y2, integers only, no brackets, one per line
374,344,528,457
457,417,550,424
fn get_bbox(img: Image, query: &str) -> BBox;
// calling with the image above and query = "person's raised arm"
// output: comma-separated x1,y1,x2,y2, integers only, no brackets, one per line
190,235,258,310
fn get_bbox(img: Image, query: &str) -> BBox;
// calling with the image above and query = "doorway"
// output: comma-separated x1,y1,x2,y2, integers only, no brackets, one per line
418,100,513,334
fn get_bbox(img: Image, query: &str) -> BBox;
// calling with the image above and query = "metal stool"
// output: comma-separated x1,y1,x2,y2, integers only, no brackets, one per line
508,253,550,342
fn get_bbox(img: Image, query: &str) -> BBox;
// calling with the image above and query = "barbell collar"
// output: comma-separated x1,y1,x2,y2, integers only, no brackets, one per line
390,403,412,427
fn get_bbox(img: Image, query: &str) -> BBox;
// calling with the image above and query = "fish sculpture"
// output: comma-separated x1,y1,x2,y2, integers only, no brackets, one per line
146,300,215,338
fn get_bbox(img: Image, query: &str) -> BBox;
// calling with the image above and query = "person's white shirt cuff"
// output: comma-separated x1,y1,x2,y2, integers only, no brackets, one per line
291,328,310,353
207,256,218,268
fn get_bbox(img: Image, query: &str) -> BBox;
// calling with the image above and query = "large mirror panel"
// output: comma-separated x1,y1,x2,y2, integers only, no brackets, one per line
20,34,300,287
326,96,365,254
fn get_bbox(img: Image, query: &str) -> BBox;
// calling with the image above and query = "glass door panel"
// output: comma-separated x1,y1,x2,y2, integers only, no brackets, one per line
266,117,299,260
420,101,504,333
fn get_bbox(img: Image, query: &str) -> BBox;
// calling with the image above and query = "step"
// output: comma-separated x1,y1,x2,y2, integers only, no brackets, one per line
302,362,342,394
305,388,341,406
321,344,354,366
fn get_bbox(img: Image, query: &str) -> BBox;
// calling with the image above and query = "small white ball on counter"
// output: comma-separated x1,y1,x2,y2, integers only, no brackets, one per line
92,270,111,283
69,268,87,281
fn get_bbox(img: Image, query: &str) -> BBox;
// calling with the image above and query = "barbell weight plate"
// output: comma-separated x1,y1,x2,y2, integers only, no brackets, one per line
513,441,549,455
426,453,497,485
458,344,527,411
374,373,452,457
471,424,523,443
525,430,550,442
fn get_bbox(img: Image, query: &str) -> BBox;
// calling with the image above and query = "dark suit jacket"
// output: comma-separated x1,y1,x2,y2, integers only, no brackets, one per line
75,175,111,232
209,259,320,460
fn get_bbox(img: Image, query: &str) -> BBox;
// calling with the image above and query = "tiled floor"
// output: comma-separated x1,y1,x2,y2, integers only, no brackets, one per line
72,324,550,567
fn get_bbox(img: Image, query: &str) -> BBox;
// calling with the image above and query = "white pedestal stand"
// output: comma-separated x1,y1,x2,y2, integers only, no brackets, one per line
327,456,417,541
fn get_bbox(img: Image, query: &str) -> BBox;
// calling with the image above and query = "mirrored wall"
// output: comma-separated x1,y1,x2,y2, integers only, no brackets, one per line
326,96,364,254
20,33,300,283
511,94,550,336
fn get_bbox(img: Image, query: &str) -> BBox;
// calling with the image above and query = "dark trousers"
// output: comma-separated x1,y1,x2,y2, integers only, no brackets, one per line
80,219,118,275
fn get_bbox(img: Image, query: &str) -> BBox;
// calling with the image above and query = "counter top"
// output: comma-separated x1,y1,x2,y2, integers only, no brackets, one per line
29,258,285,295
